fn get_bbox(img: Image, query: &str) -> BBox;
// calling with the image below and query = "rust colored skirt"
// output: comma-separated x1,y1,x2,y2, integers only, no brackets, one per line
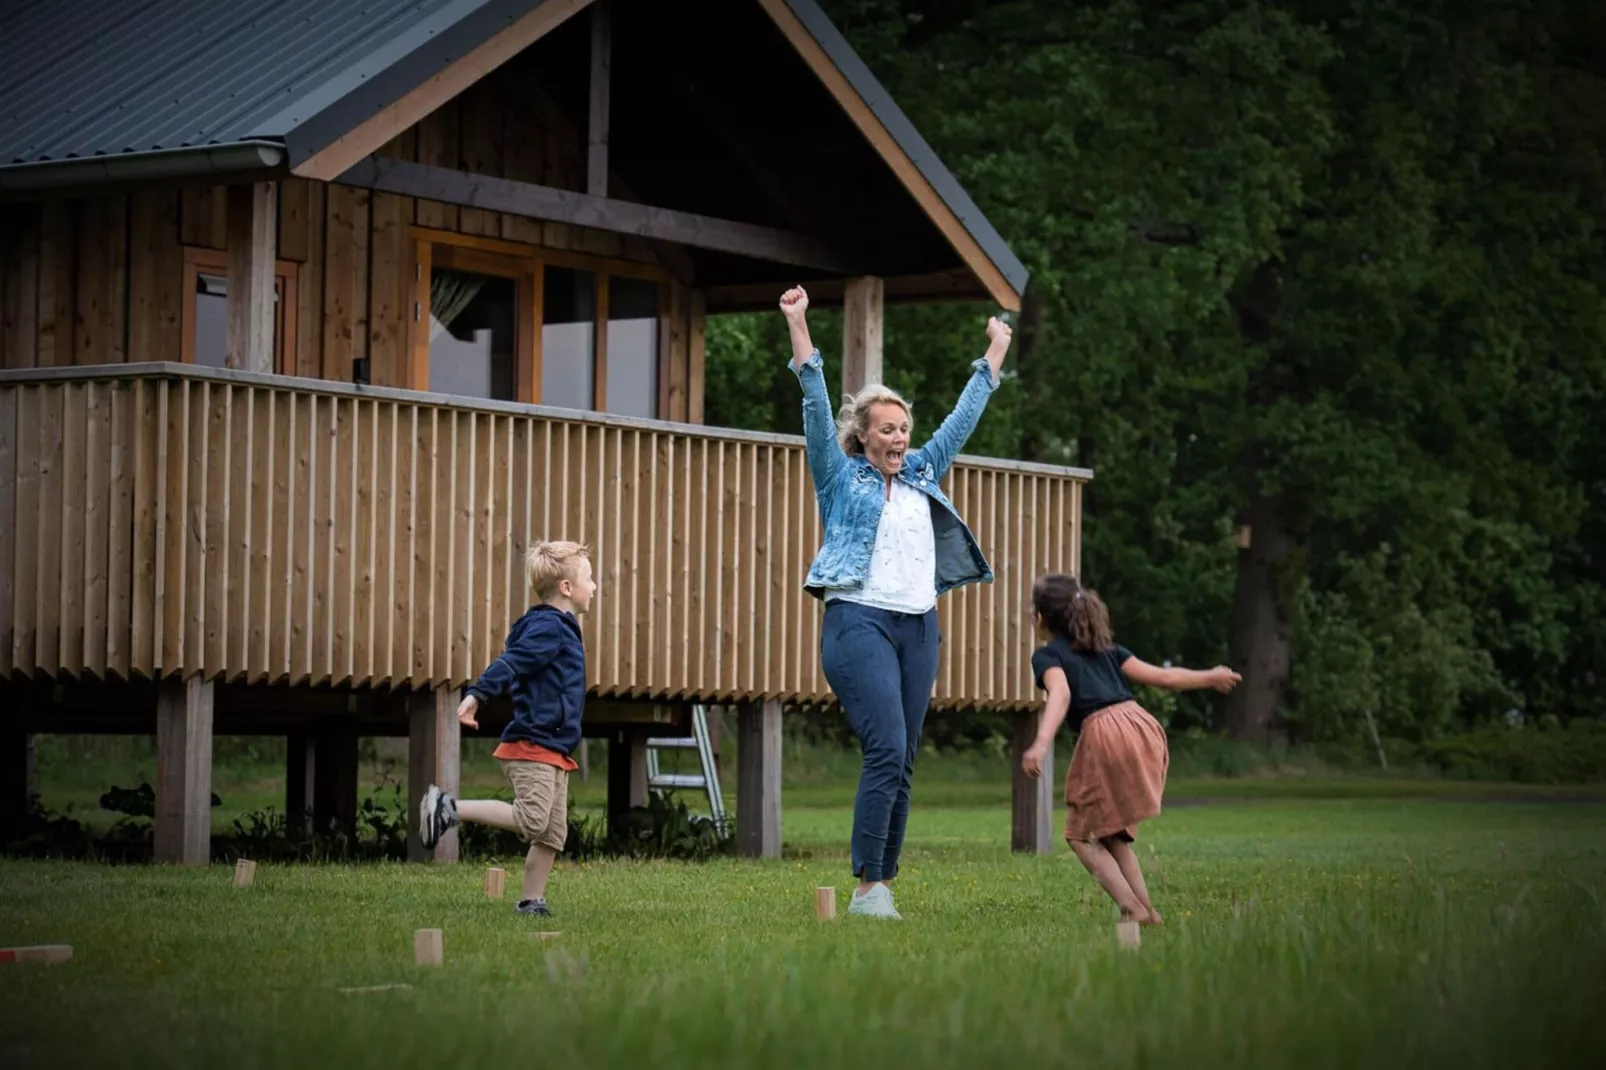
1063,700,1170,843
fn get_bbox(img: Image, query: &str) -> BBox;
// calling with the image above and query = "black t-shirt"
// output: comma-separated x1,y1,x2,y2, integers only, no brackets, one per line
1030,636,1135,730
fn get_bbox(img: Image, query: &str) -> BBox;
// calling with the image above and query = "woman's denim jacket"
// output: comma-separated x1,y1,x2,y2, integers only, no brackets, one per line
791,347,999,601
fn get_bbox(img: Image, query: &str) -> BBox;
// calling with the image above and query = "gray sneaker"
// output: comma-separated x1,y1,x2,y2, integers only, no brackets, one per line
516,897,552,916
417,784,458,849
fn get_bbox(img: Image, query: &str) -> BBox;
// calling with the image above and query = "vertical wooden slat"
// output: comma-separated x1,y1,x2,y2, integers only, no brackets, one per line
32,385,65,674
289,393,314,684
0,388,15,676
10,387,39,672
330,397,356,685
106,383,135,678
472,413,494,679
413,408,436,686
652,434,674,694
226,388,253,680
82,382,113,677
247,389,274,681
614,429,634,688
316,395,341,685
270,392,294,679
458,84,505,237
451,412,473,684
393,404,416,684
204,386,234,678
52,384,85,674
355,400,379,685
184,382,211,677
501,90,546,245
158,381,188,674
129,381,157,675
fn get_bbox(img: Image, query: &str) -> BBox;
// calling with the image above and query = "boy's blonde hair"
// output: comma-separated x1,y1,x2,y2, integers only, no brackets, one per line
836,382,913,455
526,540,590,601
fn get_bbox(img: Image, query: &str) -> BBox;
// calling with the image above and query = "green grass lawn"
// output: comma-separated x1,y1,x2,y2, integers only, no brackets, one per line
4,792,1604,1069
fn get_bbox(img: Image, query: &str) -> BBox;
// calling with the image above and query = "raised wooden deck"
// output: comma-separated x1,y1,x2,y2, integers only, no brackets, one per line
0,363,1088,712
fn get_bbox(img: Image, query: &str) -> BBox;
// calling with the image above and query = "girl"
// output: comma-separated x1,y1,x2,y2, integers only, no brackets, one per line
1020,572,1240,924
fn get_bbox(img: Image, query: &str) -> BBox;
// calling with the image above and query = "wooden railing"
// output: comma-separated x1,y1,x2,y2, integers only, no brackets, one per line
0,366,1088,711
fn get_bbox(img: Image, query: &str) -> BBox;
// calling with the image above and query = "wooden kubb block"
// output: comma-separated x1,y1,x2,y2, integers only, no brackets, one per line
815,887,837,921
415,929,444,967
1116,921,1141,951
234,859,256,887
484,867,505,900
0,945,73,965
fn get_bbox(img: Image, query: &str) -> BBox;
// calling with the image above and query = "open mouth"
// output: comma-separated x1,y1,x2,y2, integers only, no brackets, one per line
887,449,904,466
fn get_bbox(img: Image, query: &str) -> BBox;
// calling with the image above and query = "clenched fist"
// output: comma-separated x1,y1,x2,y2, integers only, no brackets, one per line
779,286,809,321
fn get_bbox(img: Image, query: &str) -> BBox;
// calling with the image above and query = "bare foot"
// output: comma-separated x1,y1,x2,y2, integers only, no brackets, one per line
1138,907,1165,926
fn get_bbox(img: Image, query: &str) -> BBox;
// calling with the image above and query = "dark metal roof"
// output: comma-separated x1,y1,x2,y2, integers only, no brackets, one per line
0,0,1026,302
0,0,546,168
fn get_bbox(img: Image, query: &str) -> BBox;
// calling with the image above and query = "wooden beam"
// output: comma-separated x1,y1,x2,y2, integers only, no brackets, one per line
225,182,277,373
313,719,360,841
587,1,611,198
841,276,883,396
0,725,28,843
155,678,214,865
754,0,1021,311
736,699,782,858
286,730,315,835
1011,710,1054,854
605,727,649,835
408,688,460,862
292,0,597,182
337,157,859,273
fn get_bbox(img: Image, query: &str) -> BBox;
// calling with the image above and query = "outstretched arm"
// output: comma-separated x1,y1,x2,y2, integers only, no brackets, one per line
1021,667,1071,778
780,287,845,498
457,620,560,728
913,316,1013,481
1121,655,1241,694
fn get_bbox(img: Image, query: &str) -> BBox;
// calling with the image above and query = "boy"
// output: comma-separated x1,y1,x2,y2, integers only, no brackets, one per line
418,540,596,917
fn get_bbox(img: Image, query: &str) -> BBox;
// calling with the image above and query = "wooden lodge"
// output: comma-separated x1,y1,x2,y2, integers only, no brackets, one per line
0,0,1090,864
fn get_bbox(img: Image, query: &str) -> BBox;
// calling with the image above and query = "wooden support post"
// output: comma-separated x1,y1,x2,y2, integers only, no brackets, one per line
605,728,648,838
736,699,782,858
407,688,461,862
414,928,443,967
285,730,315,834
225,181,277,373
0,725,29,843
587,0,611,198
841,275,884,397
155,678,214,865
313,718,359,841
1011,709,1054,854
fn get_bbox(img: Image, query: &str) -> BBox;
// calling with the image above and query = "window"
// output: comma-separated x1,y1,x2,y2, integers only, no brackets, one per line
541,266,596,411
181,247,298,372
408,230,665,417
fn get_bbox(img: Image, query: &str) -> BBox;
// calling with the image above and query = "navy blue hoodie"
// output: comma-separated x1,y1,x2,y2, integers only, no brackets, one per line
465,603,586,755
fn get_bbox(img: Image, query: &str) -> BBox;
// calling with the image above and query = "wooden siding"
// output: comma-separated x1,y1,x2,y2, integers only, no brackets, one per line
0,367,1087,713
0,73,703,420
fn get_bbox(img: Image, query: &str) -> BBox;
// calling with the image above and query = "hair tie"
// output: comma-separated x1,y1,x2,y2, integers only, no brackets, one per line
1073,590,1084,602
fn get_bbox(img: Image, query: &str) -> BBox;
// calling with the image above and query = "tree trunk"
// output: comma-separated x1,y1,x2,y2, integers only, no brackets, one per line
1223,495,1294,743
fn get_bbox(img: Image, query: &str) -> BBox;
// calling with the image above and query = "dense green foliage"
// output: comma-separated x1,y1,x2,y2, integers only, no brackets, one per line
707,0,1606,743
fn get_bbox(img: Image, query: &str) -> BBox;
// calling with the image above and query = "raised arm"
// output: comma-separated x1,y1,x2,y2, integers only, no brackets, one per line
911,316,1012,481
1120,655,1241,694
780,287,845,499
1021,666,1071,777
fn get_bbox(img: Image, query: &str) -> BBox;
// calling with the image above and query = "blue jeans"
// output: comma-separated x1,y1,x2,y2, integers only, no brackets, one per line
821,600,941,883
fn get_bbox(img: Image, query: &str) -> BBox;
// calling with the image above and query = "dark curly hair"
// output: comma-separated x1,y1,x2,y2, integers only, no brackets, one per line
1031,572,1113,652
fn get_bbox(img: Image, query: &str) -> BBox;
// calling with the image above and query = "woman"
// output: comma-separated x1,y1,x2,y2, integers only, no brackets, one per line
779,285,1012,919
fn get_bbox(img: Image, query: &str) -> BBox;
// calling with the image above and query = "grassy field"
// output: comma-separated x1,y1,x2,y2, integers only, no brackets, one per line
3,781,1605,1068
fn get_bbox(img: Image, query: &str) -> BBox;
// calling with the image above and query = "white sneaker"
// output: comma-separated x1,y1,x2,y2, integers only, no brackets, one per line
848,883,902,919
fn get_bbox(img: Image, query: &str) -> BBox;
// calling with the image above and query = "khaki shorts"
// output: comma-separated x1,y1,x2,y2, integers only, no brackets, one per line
500,759,569,851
